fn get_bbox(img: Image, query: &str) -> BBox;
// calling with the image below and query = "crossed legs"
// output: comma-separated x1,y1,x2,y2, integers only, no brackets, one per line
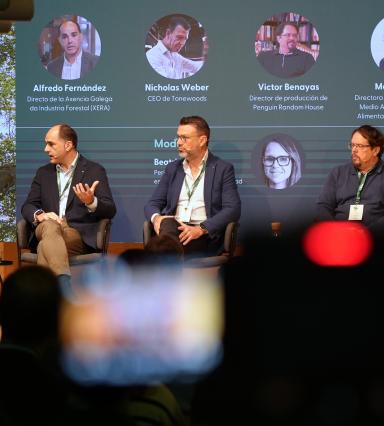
35,219,87,276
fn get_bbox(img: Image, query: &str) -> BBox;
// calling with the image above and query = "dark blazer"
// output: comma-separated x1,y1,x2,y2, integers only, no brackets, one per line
46,51,99,79
144,151,241,249
21,154,116,250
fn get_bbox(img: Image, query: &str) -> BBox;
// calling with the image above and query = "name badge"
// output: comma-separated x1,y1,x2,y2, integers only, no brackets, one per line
348,204,364,221
179,205,192,222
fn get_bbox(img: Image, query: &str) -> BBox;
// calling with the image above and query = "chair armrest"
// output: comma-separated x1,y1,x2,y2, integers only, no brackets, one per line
16,218,32,250
223,222,239,257
143,220,155,247
95,219,111,253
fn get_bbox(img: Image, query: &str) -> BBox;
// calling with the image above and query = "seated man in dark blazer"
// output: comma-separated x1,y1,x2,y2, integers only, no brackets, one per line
145,115,241,257
21,123,116,287
47,20,99,80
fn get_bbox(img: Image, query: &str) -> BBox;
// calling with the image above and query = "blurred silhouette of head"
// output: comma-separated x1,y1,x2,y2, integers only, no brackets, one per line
0,265,61,347
145,234,184,263
117,248,151,268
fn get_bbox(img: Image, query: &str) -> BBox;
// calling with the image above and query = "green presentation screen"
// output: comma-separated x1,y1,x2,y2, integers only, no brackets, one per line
16,0,384,241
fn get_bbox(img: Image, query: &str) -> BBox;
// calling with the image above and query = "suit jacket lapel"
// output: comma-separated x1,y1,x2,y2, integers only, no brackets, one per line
66,155,86,210
47,165,60,212
80,53,88,78
204,152,216,217
171,161,186,212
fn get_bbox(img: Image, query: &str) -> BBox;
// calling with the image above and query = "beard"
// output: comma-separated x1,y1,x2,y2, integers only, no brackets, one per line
287,41,296,52
352,155,361,168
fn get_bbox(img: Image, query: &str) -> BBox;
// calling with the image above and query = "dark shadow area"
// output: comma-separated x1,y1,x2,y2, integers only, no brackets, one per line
191,229,384,425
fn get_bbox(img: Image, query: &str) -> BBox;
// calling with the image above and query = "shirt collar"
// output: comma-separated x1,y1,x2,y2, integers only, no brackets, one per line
352,159,383,175
182,150,209,171
158,40,170,55
63,49,83,66
56,152,79,174
272,48,298,56
368,159,383,174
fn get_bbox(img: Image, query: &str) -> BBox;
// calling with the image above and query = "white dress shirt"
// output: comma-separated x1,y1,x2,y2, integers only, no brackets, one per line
61,49,82,80
146,40,204,79
175,151,208,224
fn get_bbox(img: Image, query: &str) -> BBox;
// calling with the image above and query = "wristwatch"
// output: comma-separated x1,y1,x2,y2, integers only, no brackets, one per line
199,222,208,234
33,209,44,225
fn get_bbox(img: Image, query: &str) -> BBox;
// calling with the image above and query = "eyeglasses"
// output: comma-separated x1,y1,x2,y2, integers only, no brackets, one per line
280,33,298,38
176,134,202,143
348,143,371,150
176,135,191,143
263,156,291,167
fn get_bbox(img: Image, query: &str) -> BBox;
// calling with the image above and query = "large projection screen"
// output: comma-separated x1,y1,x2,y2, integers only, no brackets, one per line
16,0,384,242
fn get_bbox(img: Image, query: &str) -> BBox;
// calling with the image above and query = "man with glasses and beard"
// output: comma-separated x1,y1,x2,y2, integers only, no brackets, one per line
256,22,315,78
144,115,241,258
316,125,384,232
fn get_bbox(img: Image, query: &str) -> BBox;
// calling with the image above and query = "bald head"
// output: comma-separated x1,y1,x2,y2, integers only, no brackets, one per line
58,21,83,61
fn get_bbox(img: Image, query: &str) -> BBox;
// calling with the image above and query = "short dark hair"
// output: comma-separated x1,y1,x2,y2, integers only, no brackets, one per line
167,16,191,33
145,234,184,268
179,115,210,141
145,234,184,257
0,265,61,346
57,123,78,149
58,20,81,34
352,125,384,158
275,22,298,37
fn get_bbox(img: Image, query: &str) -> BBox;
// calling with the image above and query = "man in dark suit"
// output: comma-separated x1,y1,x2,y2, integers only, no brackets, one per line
21,123,116,286
46,20,99,80
145,115,241,257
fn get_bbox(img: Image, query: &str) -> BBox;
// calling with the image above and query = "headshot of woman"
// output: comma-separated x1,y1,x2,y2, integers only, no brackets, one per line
261,136,302,189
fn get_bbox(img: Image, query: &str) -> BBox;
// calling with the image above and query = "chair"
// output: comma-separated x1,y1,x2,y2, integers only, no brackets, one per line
143,220,239,268
16,218,111,267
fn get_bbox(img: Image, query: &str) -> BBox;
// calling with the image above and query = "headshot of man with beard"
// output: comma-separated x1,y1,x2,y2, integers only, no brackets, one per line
256,21,316,78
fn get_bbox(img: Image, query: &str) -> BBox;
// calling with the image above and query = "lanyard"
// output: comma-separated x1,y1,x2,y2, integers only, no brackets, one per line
355,171,368,204
57,155,79,200
184,161,206,202
57,169,75,200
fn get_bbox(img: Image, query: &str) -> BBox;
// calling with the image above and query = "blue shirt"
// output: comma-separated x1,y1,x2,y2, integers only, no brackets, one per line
316,160,384,230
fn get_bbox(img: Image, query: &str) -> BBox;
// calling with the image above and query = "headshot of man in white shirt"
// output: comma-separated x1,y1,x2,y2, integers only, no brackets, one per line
46,19,100,80
146,15,207,80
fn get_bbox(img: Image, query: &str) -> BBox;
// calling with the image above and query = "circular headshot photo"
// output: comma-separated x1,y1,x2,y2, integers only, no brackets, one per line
370,17,384,70
38,15,101,80
255,12,319,78
145,14,208,80
256,133,303,190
